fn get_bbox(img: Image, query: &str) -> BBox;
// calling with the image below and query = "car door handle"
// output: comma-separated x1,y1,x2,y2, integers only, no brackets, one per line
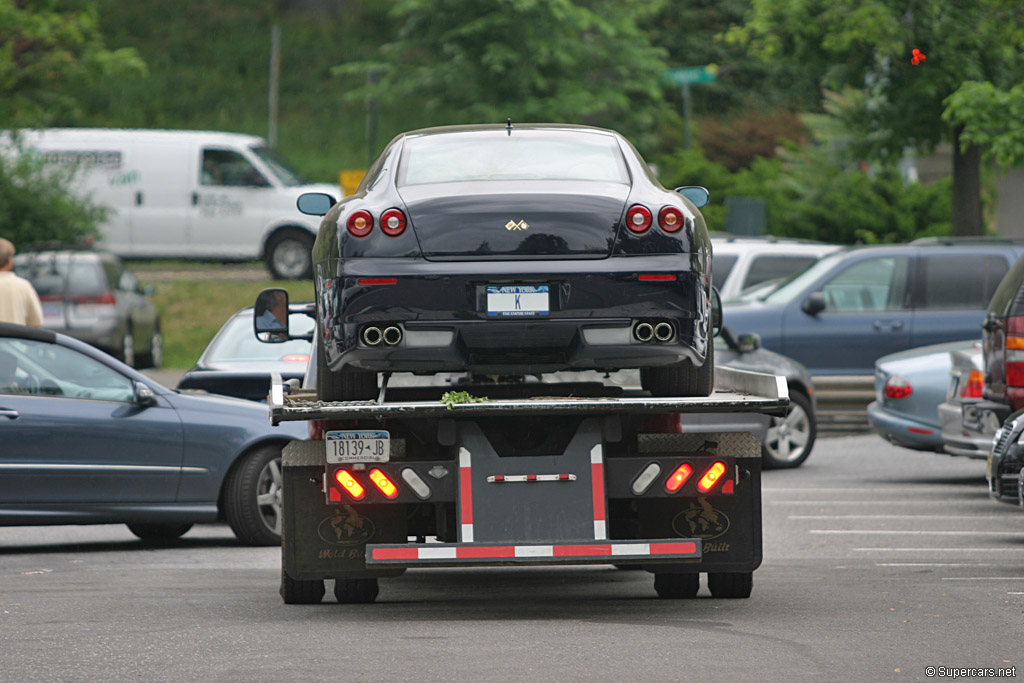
135,191,143,206
0,408,19,419
873,320,904,331
192,191,199,206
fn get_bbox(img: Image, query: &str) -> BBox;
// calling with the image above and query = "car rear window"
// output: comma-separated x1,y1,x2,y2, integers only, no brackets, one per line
743,255,817,289
14,258,108,297
918,254,1009,309
397,132,630,186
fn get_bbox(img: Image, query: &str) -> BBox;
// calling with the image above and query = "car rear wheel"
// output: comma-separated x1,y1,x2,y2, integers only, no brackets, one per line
640,342,714,397
266,229,314,280
762,390,816,469
120,328,136,368
224,445,285,546
316,338,377,402
136,322,163,369
127,522,193,543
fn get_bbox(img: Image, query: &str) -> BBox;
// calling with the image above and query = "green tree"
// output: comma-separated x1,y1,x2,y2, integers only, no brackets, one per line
728,0,1024,236
333,0,673,151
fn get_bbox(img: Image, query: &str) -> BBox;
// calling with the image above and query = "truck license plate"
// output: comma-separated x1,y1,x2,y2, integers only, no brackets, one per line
487,285,549,317
325,430,390,463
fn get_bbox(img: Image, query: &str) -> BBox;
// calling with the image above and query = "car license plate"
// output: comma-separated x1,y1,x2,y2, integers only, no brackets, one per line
487,285,549,317
42,301,64,326
962,403,983,431
325,430,390,463
986,453,993,480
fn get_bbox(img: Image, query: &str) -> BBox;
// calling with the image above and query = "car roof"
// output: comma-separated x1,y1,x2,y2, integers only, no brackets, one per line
397,123,622,140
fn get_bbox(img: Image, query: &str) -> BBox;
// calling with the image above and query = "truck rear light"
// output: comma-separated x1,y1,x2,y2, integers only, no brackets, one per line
73,291,116,305
883,376,913,400
357,278,397,285
335,469,365,500
632,462,662,495
368,468,398,499
625,205,652,233
347,210,374,237
959,370,984,398
401,468,432,499
638,274,677,282
657,206,685,233
380,208,407,236
665,463,692,493
696,461,727,493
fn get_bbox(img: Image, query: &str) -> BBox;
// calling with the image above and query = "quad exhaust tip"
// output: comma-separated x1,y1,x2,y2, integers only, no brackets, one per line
362,326,383,346
654,322,674,342
633,322,654,343
383,326,403,346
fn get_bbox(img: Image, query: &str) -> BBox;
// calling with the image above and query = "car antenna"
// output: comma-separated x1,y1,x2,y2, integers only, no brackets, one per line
506,118,513,136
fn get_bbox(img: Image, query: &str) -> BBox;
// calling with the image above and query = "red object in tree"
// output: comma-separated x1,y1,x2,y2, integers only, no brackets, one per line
911,49,927,65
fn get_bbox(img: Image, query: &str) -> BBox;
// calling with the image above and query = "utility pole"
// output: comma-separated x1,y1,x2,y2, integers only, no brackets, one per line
268,24,281,147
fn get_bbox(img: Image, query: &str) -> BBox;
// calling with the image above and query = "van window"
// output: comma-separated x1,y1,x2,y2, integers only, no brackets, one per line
201,149,270,187
821,256,910,312
250,146,306,186
919,254,1009,309
744,255,817,289
712,255,738,290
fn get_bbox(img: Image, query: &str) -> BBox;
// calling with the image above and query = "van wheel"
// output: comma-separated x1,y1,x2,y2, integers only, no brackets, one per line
266,229,314,280
641,342,714,397
316,336,377,402
136,322,163,369
120,327,136,368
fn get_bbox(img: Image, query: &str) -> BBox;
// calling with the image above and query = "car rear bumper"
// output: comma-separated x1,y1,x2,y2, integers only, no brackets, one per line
867,401,944,452
938,401,996,459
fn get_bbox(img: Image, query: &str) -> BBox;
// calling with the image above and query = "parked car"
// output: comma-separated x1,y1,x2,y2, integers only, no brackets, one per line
0,322,306,544
177,306,314,401
867,340,980,452
711,235,840,302
938,344,995,459
293,123,715,401
722,239,1024,378
715,326,817,469
982,250,1024,418
12,246,162,368
986,410,1024,508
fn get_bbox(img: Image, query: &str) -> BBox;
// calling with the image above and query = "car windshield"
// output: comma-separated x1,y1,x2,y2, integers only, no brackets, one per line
249,146,307,186
205,311,314,363
762,251,848,304
13,255,107,297
397,131,630,186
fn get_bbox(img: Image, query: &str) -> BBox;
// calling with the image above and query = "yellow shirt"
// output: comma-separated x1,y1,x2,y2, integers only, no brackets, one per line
0,271,43,327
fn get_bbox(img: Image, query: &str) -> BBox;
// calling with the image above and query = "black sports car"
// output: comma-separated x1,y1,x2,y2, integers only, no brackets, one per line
289,123,713,400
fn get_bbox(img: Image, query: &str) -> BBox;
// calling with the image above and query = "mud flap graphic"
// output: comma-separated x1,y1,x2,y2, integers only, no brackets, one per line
318,505,375,546
673,497,730,541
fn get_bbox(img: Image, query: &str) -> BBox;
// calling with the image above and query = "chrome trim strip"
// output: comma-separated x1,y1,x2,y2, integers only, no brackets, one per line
0,464,209,473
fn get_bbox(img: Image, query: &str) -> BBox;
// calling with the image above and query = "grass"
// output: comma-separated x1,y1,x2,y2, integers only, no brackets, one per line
139,273,314,369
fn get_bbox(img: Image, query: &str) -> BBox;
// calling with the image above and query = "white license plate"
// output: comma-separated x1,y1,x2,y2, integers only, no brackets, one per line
487,285,549,317
42,301,64,325
325,430,390,463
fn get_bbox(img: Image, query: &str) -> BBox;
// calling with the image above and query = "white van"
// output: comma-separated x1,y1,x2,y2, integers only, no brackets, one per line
10,128,341,279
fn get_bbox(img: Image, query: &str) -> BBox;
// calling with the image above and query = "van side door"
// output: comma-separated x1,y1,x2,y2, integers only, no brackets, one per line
191,147,272,258
127,141,193,257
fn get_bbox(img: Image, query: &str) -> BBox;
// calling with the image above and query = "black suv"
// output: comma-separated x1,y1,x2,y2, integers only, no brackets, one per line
13,247,162,368
982,251,1024,417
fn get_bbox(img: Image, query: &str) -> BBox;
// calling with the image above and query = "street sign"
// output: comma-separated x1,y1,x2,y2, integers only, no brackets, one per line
664,66,717,85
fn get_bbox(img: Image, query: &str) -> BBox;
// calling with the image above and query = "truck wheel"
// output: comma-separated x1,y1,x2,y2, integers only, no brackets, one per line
707,571,753,599
334,578,380,604
266,229,314,280
316,337,377,401
653,572,699,599
224,445,284,546
281,569,325,604
127,523,192,543
641,342,714,397
762,390,816,469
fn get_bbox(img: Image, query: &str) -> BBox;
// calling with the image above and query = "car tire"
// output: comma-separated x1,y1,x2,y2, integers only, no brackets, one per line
136,321,163,369
653,572,700,599
281,568,325,605
316,336,377,402
641,341,714,397
266,229,314,280
224,445,285,546
762,390,816,469
119,327,136,368
334,578,379,604
127,522,193,543
707,571,753,599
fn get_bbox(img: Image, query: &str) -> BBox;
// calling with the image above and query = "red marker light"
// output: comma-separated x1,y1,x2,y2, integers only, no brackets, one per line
697,461,727,493
368,468,399,499
665,464,693,493
335,469,365,500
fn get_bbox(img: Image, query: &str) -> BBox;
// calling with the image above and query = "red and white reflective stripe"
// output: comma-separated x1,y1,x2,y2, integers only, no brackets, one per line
487,474,576,483
458,447,474,543
591,445,607,540
367,540,700,564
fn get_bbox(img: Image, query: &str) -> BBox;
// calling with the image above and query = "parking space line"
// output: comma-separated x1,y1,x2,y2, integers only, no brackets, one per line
854,547,1024,552
792,514,1009,520
768,500,983,505
811,530,1024,536
876,563,993,567
941,577,1024,581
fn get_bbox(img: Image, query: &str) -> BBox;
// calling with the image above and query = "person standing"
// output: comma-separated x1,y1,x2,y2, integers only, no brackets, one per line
0,238,43,327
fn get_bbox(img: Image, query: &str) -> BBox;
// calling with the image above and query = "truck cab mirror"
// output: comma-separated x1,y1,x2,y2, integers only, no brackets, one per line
674,186,710,209
711,286,723,337
254,287,291,343
296,192,336,216
802,292,826,316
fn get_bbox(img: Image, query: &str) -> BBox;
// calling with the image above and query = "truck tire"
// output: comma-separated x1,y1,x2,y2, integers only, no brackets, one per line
127,522,192,543
653,572,699,599
334,578,379,604
224,445,284,546
641,342,714,397
266,229,314,280
281,569,325,604
707,571,753,599
316,338,377,402
762,390,816,469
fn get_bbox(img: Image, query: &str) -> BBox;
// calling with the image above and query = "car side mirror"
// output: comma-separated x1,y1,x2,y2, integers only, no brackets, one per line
297,192,336,216
802,292,826,316
674,186,710,209
711,286,723,337
737,333,761,352
135,382,157,407
254,287,291,343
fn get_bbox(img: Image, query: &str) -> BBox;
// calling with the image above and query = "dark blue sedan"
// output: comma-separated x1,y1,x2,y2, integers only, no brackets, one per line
0,322,306,545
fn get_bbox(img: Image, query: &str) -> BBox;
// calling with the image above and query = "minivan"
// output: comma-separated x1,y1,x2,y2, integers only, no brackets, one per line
7,129,340,279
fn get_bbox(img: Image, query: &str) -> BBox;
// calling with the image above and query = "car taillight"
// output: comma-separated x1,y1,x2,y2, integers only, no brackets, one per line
380,208,407,237
347,210,374,237
959,370,984,398
625,205,652,233
1007,318,1024,387
883,376,913,400
658,206,685,233
73,291,116,305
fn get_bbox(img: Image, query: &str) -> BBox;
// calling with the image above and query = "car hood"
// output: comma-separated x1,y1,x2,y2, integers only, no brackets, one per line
720,300,786,350
165,388,307,438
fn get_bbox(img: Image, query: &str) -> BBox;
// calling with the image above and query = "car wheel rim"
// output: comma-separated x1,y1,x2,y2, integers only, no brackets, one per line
122,332,135,367
255,457,283,536
765,401,810,463
273,239,309,279
150,331,163,367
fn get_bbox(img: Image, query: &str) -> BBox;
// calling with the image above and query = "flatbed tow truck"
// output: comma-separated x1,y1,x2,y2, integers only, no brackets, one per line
266,363,788,604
